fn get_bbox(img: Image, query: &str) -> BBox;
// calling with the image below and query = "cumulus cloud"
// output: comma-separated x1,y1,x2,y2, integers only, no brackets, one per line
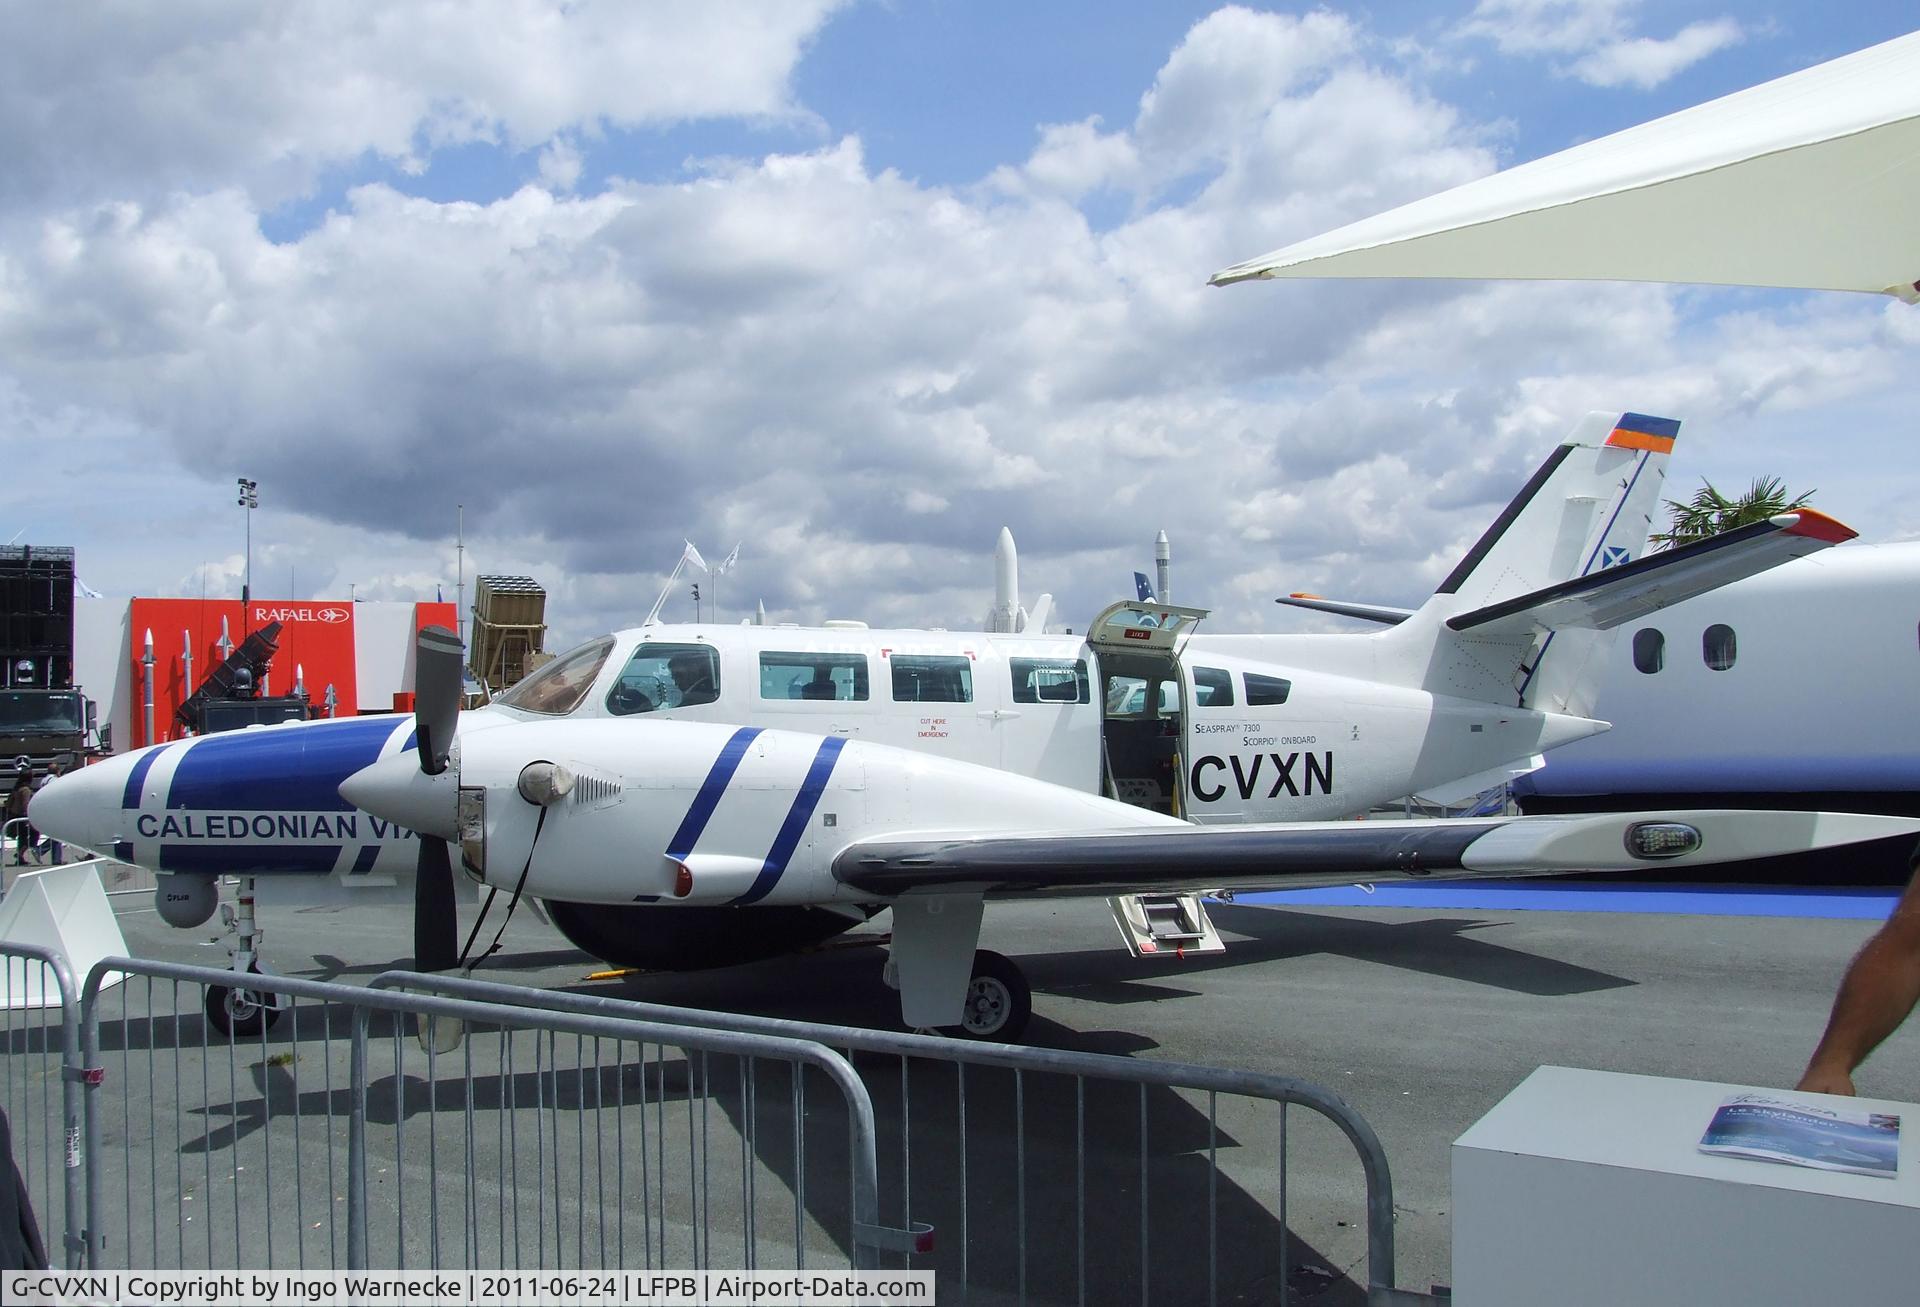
1568,20,1746,89
0,5,1907,651
0,1,843,216
1458,0,1745,88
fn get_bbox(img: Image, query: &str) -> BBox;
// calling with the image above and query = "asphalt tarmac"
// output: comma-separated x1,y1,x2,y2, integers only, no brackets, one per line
20,880,1919,1301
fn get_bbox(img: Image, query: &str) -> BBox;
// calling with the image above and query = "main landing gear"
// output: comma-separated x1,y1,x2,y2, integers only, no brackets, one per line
887,948,1033,1042
954,950,1031,1041
204,877,289,1038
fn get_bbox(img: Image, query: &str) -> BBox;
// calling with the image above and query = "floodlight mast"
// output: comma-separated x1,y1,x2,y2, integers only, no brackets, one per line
236,477,259,610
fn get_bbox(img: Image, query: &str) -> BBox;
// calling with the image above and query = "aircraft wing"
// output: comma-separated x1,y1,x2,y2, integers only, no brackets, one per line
1445,509,1853,637
1209,31,1920,301
832,809,1920,900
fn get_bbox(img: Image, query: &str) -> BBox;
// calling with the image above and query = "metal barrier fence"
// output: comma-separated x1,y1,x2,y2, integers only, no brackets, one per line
0,822,116,890
370,970,1433,1307
0,941,85,1268
0,938,1433,1304
67,955,902,1273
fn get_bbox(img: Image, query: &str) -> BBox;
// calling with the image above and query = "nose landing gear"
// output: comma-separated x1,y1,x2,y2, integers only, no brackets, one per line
203,878,288,1038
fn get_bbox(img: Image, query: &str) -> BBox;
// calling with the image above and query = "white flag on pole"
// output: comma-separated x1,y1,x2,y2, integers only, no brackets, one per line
682,541,709,573
714,543,741,576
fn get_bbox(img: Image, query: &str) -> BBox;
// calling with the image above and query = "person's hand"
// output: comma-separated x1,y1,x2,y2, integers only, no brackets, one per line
1795,1065,1857,1096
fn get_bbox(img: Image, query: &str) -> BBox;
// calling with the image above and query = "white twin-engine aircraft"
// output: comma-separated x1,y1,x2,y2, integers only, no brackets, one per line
33,412,1914,1040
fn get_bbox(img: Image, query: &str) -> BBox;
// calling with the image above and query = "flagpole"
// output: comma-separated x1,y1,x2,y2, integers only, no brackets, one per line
643,554,688,626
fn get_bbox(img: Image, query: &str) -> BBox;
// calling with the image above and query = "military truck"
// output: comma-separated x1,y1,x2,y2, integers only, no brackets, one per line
1,545,106,781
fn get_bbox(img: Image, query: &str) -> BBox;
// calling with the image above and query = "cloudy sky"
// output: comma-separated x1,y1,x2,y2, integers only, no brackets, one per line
3,2,1914,647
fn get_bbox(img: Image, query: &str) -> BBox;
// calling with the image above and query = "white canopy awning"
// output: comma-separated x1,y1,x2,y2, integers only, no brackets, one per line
1210,30,1920,303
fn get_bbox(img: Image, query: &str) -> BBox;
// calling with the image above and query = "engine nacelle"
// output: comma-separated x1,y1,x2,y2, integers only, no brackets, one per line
155,873,220,928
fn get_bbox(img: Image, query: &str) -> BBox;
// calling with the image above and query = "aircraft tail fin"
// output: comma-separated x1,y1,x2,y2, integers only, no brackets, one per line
1408,411,1680,717
1434,412,1678,612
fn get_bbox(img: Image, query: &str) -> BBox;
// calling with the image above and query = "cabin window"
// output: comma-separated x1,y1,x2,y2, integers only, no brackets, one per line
759,652,869,701
1192,666,1236,707
890,654,974,703
493,635,614,715
1245,673,1291,706
1631,628,1665,675
1010,657,1089,704
605,643,720,716
1703,624,1737,671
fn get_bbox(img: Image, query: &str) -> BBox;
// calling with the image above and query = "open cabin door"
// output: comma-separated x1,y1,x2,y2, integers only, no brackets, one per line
1085,601,1209,816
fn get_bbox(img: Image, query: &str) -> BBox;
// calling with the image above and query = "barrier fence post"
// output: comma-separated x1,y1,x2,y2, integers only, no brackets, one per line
1,941,86,1269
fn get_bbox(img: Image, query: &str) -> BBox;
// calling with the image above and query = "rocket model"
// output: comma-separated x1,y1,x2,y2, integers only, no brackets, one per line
984,528,1029,634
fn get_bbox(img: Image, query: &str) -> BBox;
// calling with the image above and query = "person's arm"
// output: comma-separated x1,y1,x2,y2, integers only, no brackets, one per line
1797,868,1920,1095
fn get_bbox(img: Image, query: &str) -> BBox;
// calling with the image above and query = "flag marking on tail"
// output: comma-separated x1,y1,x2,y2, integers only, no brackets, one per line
1605,412,1679,454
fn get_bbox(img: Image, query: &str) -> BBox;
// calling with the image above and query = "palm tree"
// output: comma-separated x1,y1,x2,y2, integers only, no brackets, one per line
1649,476,1814,549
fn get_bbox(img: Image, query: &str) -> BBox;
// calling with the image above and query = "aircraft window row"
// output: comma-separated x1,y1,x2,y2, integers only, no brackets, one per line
606,643,722,716
1245,673,1292,706
891,654,974,703
761,652,870,701
1630,625,1739,673
1191,666,1235,708
495,635,614,715
1010,658,1090,704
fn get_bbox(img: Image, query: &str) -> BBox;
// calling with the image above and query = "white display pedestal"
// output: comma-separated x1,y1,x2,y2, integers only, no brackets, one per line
1453,1066,1920,1306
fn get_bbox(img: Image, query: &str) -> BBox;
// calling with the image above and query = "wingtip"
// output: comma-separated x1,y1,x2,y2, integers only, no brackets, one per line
1775,507,1856,544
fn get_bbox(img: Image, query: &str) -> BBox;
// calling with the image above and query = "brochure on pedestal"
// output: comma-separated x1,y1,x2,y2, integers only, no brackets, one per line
1699,1093,1900,1179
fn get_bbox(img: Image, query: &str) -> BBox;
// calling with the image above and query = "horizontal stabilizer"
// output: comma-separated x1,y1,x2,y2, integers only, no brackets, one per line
1446,509,1854,636
1276,593,1412,625
832,808,1920,900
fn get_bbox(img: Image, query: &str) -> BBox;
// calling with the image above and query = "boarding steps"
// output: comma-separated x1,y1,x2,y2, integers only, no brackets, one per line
1108,892,1226,958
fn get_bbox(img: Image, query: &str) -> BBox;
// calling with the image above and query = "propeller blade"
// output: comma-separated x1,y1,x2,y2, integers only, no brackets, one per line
415,625,464,776
414,835,460,972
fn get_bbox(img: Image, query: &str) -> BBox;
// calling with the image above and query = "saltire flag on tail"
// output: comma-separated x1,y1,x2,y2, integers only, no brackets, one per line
1134,571,1156,602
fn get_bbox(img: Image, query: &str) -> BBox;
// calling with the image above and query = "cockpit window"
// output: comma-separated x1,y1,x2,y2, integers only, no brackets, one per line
606,643,721,716
493,636,614,715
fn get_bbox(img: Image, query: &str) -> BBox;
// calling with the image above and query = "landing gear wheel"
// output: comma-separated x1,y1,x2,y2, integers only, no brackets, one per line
205,965,281,1039
945,950,1031,1042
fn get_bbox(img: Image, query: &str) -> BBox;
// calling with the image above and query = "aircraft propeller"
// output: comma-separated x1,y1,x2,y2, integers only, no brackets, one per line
411,625,465,971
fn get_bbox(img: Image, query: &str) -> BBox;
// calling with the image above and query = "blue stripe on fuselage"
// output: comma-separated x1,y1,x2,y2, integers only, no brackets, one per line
122,744,170,809
665,727,764,861
166,717,403,813
733,735,845,906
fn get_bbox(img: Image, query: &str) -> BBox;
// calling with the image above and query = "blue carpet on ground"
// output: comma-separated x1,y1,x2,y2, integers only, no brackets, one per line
1220,882,1901,920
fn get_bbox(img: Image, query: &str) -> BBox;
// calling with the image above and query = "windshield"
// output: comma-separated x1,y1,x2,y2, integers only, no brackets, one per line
492,636,615,715
0,692,81,732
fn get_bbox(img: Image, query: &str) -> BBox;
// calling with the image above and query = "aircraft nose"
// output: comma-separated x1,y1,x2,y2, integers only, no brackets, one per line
28,755,134,856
